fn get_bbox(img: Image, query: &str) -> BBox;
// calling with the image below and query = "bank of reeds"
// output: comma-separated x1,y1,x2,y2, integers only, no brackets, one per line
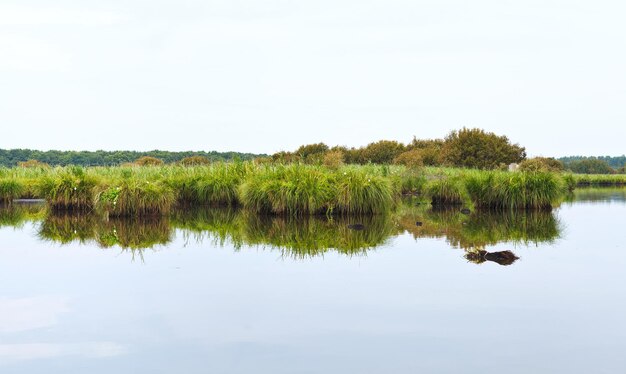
0,164,589,215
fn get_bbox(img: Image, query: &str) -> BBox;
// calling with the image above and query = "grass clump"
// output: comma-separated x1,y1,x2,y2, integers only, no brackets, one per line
425,177,471,207
173,163,249,206
96,177,176,217
36,167,100,211
239,164,334,215
0,179,26,203
333,168,397,214
465,171,563,210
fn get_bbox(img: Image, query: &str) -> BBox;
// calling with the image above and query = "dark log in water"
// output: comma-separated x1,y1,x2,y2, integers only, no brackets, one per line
465,250,519,266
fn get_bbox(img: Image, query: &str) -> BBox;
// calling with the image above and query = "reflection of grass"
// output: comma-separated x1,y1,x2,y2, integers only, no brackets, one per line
38,213,172,251
172,207,395,257
0,203,47,228
566,188,626,204
5,199,564,258
395,204,560,250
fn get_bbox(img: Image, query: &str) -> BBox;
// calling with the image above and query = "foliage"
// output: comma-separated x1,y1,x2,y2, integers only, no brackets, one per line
518,157,564,172
442,128,526,169
559,155,626,170
393,150,424,170
323,150,345,169
0,149,263,167
295,143,329,164
464,170,564,210
18,159,50,168
567,158,615,174
360,140,406,164
179,156,211,166
135,156,164,166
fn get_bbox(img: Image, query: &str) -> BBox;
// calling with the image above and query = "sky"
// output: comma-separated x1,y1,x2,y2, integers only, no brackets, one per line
1,0,625,157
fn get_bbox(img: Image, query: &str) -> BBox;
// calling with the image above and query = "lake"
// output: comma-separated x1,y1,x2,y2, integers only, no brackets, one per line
1,189,625,373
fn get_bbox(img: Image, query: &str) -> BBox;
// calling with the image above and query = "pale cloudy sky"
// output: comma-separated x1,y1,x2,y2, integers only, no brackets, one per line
1,0,625,156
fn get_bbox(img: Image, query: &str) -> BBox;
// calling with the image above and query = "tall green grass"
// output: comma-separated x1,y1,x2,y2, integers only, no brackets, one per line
465,171,564,210
0,179,25,203
0,164,581,215
425,177,471,207
238,164,397,215
36,167,100,211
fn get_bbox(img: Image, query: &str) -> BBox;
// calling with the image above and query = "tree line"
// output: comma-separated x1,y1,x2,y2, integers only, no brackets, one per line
269,128,527,170
0,149,263,167
558,156,626,174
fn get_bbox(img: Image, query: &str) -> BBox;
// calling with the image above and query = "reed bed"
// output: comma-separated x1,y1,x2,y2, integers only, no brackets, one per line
0,163,585,215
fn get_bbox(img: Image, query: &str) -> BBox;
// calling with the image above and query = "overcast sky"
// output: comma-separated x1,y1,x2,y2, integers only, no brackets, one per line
1,0,625,156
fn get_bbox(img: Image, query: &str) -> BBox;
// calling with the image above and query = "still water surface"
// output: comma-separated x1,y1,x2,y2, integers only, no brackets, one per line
1,190,625,373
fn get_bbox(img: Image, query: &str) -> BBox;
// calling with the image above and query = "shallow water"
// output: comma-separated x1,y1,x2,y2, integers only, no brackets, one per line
1,190,625,373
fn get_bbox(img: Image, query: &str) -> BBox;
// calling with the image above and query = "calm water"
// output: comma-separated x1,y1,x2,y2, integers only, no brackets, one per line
1,190,625,373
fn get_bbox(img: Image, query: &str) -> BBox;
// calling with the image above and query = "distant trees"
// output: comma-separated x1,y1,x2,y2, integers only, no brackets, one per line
560,155,626,170
441,128,526,169
567,159,615,174
0,149,263,167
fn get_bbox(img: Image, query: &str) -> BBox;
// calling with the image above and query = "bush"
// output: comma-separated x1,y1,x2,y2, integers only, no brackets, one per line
179,156,210,166
442,128,526,169
361,140,406,164
135,156,164,166
323,150,345,169
518,157,564,172
393,150,424,170
18,160,50,168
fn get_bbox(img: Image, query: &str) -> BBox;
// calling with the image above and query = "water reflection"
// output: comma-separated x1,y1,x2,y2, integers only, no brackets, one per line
566,188,626,204
0,201,570,265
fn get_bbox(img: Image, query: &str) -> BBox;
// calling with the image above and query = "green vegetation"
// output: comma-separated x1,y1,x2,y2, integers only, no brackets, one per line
271,127,525,170
464,170,565,210
560,155,626,172
441,128,526,169
518,157,564,172
0,163,579,215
